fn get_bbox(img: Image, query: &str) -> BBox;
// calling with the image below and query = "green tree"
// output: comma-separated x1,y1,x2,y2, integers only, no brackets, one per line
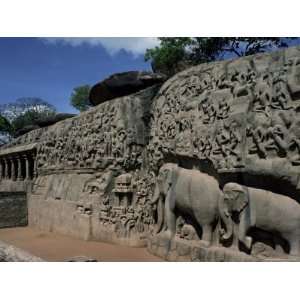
0,114,13,145
0,97,57,139
145,37,294,77
70,85,91,112
11,109,56,137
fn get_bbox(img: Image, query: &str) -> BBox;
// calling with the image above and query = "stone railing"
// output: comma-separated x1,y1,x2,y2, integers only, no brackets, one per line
0,143,37,182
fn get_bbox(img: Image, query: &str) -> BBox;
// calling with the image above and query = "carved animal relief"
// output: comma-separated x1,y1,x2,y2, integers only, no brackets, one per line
2,46,300,261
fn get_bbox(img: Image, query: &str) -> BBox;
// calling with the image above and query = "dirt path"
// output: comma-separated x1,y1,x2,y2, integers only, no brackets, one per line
0,227,163,262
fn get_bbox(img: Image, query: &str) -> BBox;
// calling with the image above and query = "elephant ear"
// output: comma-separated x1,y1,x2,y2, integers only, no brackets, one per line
234,186,249,213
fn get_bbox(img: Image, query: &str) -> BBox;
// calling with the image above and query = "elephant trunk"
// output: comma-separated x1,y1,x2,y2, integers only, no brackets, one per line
151,182,164,234
219,194,233,241
221,211,233,241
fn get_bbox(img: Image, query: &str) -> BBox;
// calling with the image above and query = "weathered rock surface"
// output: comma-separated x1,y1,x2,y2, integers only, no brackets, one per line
89,71,166,106
66,256,97,262
15,125,40,137
0,191,27,228
0,240,43,262
35,113,76,127
2,46,300,261
14,113,76,137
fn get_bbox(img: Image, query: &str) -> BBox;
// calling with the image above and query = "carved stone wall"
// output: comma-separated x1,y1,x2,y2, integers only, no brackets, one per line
146,46,300,261
26,85,158,246
2,46,300,260
148,46,300,183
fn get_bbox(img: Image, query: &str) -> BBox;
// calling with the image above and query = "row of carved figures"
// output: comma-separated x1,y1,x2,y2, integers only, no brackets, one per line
36,124,144,170
149,58,300,170
150,163,300,257
76,171,157,238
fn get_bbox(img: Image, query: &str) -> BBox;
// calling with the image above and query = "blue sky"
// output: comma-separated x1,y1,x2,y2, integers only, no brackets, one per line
0,38,158,113
1,38,300,114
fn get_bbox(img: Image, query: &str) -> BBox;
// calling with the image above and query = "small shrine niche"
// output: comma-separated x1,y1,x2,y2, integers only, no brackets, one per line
113,173,133,207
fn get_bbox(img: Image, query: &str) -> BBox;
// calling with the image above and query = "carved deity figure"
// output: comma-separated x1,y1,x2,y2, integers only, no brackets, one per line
267,124,289,156
99,196,112,225
213,125,231,157
270,79,292,110
199,95,216,124
253,78,272,116
195,135,212,158
217,97,230,120
227,121,243,167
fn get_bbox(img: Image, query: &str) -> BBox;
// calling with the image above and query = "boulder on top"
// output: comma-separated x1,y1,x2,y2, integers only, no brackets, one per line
14,113,76,137
34,113,76,127
89,71,166,106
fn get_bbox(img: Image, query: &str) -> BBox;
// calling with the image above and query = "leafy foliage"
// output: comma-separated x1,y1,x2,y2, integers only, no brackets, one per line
70,85,91,112
145,37,294,76
11,109,56,137
0,114,13,145
0,97,57,141
0,97,56,122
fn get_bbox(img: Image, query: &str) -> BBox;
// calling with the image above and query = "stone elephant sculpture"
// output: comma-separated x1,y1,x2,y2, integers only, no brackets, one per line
220,182,300,256
150,163,223,246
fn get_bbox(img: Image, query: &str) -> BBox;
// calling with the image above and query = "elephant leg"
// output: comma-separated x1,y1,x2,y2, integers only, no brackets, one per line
288,236,299,256
238,213,252,251
202,224,213,247
165,200,176,238
160,191,176,240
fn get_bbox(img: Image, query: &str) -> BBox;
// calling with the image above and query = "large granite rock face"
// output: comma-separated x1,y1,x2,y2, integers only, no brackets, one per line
0,192,27,228
2,46,300,261
27,85,159,246
89,71,166,106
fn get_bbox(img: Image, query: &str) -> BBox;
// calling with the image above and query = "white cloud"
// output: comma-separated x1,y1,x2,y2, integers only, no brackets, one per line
41,37,160,56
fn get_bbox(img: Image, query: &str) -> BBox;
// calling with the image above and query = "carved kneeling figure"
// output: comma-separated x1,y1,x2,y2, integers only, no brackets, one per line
220,183,300,256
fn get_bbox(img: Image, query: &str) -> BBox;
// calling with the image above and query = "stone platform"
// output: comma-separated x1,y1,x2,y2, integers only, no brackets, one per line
147,235,300,262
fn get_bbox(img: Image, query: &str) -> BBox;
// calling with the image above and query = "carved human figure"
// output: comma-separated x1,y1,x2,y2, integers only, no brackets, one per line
195,135,212,158
252,79,272,116
199,94,216,124
227,121,243,167
212,124,231,167
248,112,272,158
150,163,222,246
267,124,289,156
99,195,112,225
270,79,292,110
287,57,300,95
176,134,190,155
217,97,230,120
220,182,300,256
288,117,300,165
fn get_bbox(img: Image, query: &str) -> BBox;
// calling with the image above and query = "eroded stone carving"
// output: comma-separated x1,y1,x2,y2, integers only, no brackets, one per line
220,183,300,257
2,46,300,261
151,163,222,246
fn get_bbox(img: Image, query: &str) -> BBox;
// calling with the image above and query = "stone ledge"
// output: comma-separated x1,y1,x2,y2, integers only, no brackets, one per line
0,143,37,156
147,236,300,262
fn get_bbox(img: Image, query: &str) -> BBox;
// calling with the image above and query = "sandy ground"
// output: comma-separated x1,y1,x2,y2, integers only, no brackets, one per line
0,227,163,262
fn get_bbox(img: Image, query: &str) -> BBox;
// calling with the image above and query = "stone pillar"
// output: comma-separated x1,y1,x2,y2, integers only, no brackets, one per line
4,158,8,179
0,160,3,181
32,154,37,179
10,157,16,181
17,156,23,181
25,155,30,180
